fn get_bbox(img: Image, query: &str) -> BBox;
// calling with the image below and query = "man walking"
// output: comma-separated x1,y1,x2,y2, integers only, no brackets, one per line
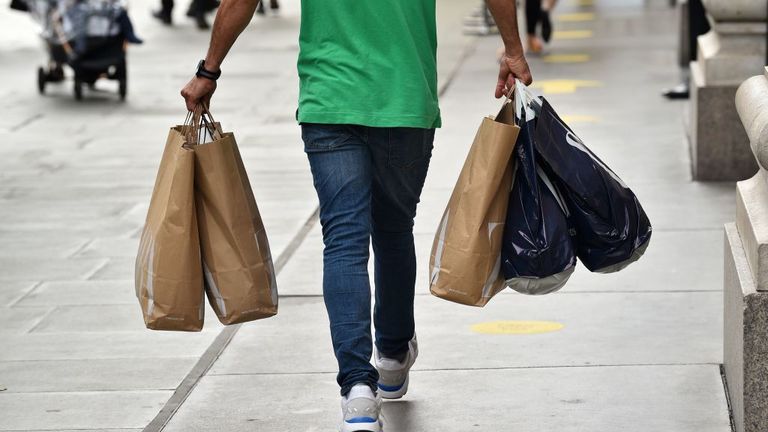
181,1,532,430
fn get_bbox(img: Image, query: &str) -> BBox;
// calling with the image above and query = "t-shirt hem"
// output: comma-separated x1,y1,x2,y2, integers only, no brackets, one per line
297,110,442,129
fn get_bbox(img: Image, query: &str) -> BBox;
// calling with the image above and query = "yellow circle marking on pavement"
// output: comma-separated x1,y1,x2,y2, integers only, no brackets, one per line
531,79,601,94
553,30,594,40
561,114,600,124
472,321,564,335
543,54,591,63
556,12,596,22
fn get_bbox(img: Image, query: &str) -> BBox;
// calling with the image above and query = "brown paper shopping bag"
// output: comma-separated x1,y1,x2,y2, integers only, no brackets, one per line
135,126,205,331
192,110,278,325
429,100,520,307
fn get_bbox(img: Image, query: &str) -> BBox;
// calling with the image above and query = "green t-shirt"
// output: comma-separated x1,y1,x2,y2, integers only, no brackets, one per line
297,0,441,129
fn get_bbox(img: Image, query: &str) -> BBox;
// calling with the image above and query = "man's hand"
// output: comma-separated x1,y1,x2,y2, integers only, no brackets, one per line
496,52,532,99
181,76,217,112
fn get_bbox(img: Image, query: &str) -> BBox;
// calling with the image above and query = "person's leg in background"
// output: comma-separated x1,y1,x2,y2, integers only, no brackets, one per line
663,0,710,99
152,0,174,25
369,127,434,398
525,0,544,53
302,124,379,396
187,0,210,29
541,0,558,43
256,0,279,16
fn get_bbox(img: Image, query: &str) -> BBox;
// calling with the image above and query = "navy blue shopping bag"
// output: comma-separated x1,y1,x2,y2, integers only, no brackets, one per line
533,98,652,273
502,108,577,295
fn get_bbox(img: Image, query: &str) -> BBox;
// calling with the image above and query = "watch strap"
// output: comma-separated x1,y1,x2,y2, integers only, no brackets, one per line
196,60,221,81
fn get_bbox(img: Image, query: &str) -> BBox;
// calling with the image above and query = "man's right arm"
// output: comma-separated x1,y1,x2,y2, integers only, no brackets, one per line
486,0,533,98
181,0,260,111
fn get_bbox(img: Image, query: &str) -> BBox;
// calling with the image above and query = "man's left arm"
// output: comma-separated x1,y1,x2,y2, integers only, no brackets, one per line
486,0,533,98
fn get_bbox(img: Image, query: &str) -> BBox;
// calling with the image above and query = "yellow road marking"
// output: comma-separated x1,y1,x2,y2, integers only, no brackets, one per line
573,0,594,6
531,79,601,94
556,12,595,22
553,30,594,40
543,54,591,63
472,321,564,335
560,114,600,123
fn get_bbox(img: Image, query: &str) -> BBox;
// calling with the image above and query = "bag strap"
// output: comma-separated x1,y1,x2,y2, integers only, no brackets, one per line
182,104,223,146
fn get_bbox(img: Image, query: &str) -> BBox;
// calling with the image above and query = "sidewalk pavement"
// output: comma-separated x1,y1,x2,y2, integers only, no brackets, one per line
0,0,734,431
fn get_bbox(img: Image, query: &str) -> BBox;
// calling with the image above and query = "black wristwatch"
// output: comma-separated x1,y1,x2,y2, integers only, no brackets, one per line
196,60,221,81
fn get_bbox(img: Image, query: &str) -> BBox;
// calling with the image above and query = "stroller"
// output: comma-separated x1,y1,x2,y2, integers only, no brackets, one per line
28,0,130,100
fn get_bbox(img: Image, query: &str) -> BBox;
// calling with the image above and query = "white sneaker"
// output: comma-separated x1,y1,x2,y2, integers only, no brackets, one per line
374,335,418,399
339,384,382,432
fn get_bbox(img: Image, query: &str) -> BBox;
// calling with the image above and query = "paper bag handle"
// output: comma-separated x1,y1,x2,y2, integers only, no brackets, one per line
183,104,224,146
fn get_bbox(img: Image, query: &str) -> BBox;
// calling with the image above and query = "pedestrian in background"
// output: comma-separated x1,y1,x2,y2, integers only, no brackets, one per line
255,0,278,16
526,0,558,53
662,0,710,99
180,0,532,430
153,0,218,29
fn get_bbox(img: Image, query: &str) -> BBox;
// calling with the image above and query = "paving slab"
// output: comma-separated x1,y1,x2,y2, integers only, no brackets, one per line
9,430,140,432
564,229,723,292
165,365,730,432
75,238,141,259
86,257,141,281
0,331,218,361
0,238,88,259
0,307,52,334
30,304,187,333
14,280,135,307
0,358,196,392
0,390,172,431
0,281,37,307
209,290,722,375
0,258,107,282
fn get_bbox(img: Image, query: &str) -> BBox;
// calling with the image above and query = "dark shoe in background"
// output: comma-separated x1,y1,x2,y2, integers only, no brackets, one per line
256,0,278,16
194,12,209,29
541,10,552,43
661,83,690,100
152,9,172,25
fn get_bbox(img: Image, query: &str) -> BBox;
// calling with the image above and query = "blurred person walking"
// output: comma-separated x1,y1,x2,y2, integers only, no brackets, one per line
255,0,278,16
180,1,532,430
153,0,218,29
526,0,558,53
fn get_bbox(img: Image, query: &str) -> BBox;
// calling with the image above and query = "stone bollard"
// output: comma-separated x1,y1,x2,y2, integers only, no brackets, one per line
725,67,768,432
688,0,765,181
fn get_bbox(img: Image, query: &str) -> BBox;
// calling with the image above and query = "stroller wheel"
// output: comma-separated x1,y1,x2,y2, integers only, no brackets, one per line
37,67,46,95
74,79,83,100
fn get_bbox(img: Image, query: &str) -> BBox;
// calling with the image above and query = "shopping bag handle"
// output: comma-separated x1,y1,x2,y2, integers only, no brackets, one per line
183,104,224,146
494,86,518,126
514,79,542,122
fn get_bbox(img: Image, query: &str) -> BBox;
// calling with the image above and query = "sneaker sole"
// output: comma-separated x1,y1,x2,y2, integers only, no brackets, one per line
340,419,382,432
377,375,409,400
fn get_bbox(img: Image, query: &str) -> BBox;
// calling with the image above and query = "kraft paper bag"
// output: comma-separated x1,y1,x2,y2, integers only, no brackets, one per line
429,100,520,307
192,114,278,325
135,126,205,331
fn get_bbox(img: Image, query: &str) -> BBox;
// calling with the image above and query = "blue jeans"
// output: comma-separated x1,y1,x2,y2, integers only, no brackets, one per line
301,124,434,396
